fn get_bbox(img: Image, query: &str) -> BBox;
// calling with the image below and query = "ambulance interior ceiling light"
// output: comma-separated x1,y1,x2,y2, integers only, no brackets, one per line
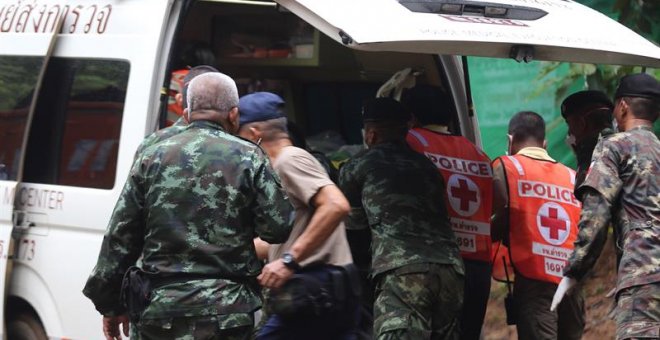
398,0,548,20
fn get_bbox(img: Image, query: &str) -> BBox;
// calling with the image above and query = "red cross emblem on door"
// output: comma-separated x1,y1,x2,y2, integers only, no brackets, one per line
447,174,480,217
536,202,570,246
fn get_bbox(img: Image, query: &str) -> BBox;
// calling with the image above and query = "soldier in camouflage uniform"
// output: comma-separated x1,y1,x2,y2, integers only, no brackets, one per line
553,73,660,339
134,65,219,156
83,72,293,340
561,90,615,192
338,98,464,340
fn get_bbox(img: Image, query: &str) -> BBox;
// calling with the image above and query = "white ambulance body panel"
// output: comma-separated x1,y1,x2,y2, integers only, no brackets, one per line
0,1,174,339
277,0,660,67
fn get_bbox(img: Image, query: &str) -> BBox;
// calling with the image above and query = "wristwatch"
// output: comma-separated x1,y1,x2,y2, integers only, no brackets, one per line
281,252,300,271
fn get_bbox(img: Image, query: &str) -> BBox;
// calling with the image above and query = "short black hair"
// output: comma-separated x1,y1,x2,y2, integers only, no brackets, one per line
508,111,545,143
401,85,452,126
364,121,409,142
622,97,660,123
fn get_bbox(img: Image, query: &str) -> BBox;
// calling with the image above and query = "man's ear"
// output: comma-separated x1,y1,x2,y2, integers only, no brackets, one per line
543,139,548,150
228,107,240,134
175,93,183,107
620,99,630,118
249,126,261,140
183,108,190,123
365,128,376,147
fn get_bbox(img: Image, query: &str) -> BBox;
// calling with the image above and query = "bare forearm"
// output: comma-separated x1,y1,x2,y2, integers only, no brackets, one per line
253,237,270,260
290,200,347,261
289,185,349,261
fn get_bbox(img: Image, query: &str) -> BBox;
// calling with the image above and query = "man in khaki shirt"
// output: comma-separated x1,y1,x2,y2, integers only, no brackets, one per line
238,92,359,340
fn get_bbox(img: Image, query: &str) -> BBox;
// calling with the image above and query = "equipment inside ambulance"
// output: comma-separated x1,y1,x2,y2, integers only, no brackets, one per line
0,0,658,338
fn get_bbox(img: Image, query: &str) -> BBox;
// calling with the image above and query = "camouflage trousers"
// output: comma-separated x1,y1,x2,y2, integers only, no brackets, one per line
373,263,464,340
130,314,254,340
615,282,660,339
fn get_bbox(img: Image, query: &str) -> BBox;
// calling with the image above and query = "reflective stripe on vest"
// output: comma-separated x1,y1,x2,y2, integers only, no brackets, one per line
500,155,581,284
408,129,430,147
406,128,494,262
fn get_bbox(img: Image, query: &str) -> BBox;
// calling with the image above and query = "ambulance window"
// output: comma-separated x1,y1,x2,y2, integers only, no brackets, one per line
0,56,43,181
23,58,129,189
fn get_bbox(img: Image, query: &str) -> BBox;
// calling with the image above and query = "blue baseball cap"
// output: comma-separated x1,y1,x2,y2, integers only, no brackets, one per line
239,92,285,125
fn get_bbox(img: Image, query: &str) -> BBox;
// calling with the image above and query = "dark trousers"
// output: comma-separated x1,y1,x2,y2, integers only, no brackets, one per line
514,274,585,340
256,266,361,340
459,260,492,340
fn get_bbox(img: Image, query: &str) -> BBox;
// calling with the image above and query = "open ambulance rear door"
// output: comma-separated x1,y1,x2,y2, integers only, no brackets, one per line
276,0,660,67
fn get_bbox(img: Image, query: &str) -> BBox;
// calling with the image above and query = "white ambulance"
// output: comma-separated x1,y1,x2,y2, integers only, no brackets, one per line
0,0,658,339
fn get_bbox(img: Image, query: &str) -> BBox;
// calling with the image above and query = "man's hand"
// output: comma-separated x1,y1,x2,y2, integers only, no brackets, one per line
103,315,130,340
550,276,577,312
258,259,294,289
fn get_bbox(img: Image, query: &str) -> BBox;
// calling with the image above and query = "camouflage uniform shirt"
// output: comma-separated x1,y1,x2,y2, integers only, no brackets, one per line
134,116,188,157
83,120,293,322
574,127,615,195
565,126,660,292
338,141,464,277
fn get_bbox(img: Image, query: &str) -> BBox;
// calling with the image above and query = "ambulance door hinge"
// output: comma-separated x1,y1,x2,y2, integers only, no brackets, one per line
509,45,535,63
339,30,353,45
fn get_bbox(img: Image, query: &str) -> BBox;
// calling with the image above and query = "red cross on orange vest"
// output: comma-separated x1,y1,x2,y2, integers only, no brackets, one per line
450,178,477,212
540,207,566,240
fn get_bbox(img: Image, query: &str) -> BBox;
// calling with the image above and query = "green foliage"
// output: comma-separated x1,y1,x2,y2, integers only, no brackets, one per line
0,57,43,110
612,0,660,42
70,60,130,96
535,63,656,104
0,58,129,111
537,0,660,136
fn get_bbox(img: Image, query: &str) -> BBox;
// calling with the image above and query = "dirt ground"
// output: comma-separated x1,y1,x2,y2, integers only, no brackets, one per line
482,235,618,340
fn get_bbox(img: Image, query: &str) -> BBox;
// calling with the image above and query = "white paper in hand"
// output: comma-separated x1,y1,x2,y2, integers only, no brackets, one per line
550,276,577,311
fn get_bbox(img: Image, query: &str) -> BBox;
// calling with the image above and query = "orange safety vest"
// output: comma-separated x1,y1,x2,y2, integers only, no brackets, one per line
407,128,494,262
167,69,189,125
497,155,581,284
491,241,514,283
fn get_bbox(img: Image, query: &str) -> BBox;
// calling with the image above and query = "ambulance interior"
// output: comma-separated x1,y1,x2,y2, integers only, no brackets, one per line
169,0,463,162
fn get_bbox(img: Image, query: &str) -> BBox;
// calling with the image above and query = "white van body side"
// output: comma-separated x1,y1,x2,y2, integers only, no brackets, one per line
1,1,175,338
